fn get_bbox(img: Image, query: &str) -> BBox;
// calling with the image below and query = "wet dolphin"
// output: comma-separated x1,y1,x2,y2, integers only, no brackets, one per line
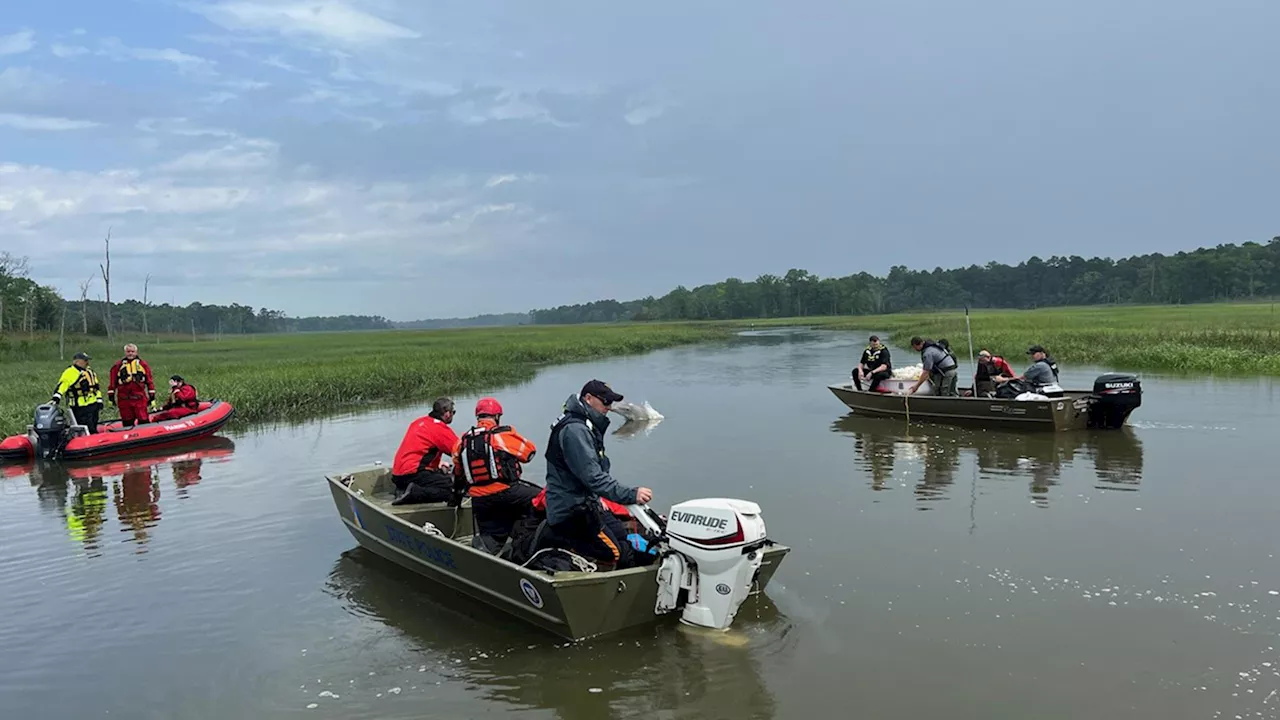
609,400,664,423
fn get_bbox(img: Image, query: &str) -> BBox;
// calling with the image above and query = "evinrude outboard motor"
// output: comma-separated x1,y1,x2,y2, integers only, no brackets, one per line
1088,373,1143,429
31,403,71,460
634,498,769,631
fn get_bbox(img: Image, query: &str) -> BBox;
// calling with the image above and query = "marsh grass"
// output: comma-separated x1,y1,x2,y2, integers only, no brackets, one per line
0,323,736,437
3,303,1275,437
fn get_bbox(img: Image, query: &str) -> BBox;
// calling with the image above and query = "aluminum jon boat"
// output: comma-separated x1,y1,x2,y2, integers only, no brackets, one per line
325,466,790,641
828,372,1143,432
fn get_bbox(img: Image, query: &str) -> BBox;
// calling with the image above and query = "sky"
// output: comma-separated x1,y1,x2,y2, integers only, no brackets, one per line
1,0,1278,321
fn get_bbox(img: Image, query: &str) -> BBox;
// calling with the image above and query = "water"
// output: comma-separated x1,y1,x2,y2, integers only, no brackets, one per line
2,328,1278,719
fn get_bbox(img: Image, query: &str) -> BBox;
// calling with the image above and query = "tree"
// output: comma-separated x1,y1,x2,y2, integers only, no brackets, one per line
78,276,93,334
99,228,113,341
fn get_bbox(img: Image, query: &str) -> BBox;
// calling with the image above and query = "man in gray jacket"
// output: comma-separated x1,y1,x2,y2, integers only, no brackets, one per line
542,379,654,569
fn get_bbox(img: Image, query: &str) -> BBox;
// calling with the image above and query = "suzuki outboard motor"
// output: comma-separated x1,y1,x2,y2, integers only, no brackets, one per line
645,498,769,631
1088,373,1142,429
31,403,70,460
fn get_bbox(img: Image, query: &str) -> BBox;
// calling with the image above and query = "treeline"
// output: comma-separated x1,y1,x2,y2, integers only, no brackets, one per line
531,238,1280,324
391,312,531,330
0,253,392,337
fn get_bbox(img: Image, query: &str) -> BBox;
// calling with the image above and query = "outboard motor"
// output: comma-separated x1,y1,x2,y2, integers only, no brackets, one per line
31,403,70,460
1088,373,1143,429
642,498,769,631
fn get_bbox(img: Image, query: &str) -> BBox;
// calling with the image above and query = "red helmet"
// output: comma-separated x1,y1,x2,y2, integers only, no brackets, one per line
475,397,503,417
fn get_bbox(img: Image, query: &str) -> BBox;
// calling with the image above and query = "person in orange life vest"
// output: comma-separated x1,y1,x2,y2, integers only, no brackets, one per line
451,397,541,549
108,343,156,427
390,397,461,506
150,376,199,422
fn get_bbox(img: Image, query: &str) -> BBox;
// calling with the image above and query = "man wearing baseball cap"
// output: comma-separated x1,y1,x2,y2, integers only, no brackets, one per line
51,351,104,433
539,380,654,569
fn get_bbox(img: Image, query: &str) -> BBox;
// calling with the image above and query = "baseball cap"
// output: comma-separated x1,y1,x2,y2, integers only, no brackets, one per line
869,335,879,342
73,351,91,361
581,379,624,404
1027,345,1046,355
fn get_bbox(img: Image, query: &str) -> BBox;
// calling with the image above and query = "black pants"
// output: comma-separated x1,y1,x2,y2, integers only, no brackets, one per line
545,503,636,570
391,470,454,505
72,403,100,434
854,370,891,392
472,481,542,545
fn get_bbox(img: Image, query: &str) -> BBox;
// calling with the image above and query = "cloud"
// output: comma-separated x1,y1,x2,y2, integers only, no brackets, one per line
49,43,90,59
194,1,421,44
0,112,99,131
0,133,545,297
0,29,36,56
98,37,215,72
155,137,278,172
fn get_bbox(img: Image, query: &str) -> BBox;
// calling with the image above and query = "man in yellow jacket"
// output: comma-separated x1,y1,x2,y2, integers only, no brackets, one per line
52,351,104,433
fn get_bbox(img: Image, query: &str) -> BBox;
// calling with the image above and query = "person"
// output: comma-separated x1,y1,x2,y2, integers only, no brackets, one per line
150,375,200,421
909,337,959,396
452,397,541,550
108,343,156,428
973,349,1016,397
996,345,1058,390
540,380,654,570
390,397,461,505
51,351,103,433
853,335,892,392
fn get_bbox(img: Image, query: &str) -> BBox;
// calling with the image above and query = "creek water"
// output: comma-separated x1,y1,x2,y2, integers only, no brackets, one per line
2,328,1278,719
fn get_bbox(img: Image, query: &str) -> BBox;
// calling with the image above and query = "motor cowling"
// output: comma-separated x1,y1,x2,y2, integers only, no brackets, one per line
1088,373,1142,429
31,403,70,459
654,498,768,631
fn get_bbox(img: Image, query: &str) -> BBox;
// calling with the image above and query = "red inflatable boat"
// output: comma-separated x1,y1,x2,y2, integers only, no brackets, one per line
0,400,236,461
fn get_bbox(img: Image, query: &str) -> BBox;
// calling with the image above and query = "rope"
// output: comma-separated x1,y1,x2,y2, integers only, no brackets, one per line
520,548,598,573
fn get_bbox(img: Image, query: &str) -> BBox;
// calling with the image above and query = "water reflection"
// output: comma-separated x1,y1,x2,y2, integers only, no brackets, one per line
325,549,785,720
832,414,1144,507
16,437,236,556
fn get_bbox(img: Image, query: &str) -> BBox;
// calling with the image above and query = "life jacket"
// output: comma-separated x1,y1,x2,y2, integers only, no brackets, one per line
862,345,890,371
921,340,958,373
544,413,607,477
116,358,148,385
459,424,521,492
531,488,631,518
1043,356,1060,381
63,366,101,405
169,383,199,411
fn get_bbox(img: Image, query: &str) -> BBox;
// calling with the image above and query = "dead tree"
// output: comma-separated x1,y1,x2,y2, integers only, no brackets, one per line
142,273,152,335
78,276,93,334
99,227,113,341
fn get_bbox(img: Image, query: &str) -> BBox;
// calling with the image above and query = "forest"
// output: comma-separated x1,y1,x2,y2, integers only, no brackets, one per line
3,238,1276,337
530,238,1280,324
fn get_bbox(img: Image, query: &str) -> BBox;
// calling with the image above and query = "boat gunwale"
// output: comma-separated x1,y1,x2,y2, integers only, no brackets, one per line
326,471,792,590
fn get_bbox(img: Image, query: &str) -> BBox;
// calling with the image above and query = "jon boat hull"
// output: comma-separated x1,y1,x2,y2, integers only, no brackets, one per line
828,382,1097,431
326,467,791,642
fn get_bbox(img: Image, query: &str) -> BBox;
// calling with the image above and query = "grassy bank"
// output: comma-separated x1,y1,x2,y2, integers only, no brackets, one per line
744,303,1280,375
0,323,737,437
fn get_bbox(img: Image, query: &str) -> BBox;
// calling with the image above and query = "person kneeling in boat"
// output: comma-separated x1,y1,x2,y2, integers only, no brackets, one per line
853,335,892,392
150,375,200,422
452,397,541,552
539,380,654,570
973,349,1016,397
909,337,960,396
390,397,461,506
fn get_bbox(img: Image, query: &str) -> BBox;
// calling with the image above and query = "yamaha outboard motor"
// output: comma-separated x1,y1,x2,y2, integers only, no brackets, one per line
1088,373,1143,429
31,403,70,460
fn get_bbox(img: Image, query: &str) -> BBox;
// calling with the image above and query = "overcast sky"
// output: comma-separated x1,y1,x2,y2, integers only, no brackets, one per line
2,1,1277,321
